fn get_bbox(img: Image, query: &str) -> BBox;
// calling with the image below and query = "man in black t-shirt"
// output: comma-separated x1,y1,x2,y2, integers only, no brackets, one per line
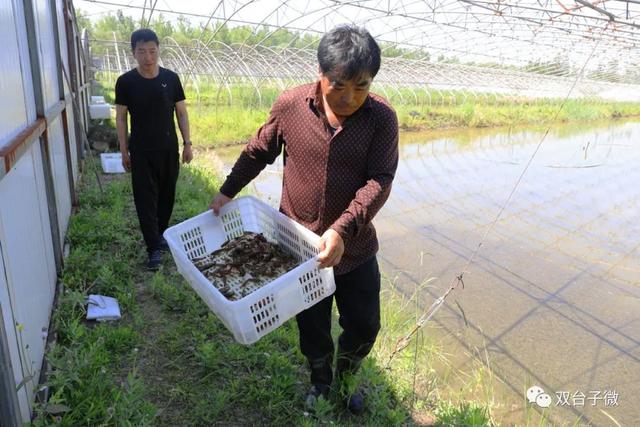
115,29,193,271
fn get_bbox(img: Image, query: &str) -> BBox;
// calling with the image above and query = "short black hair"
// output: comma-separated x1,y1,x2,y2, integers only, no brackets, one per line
317,25,381,81
131,29,159,51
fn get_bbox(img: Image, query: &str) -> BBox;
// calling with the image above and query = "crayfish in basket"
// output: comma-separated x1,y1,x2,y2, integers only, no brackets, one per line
191,232,299,301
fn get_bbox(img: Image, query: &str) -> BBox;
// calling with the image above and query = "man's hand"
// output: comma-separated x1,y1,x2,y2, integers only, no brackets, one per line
317,228,344,268
121,150,131,172
209,192,232,216
182,144,193,164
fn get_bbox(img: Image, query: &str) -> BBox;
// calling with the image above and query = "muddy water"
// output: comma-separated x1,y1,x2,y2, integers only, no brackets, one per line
215,121,640,426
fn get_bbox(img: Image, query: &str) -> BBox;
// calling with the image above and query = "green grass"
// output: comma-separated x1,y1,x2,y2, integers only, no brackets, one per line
155,97,640,148
187,96,640,147
32,143,500,425
95,75,640,148
189,106,269,146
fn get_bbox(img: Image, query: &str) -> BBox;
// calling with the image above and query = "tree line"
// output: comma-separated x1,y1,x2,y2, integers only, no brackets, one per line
77,9,429,60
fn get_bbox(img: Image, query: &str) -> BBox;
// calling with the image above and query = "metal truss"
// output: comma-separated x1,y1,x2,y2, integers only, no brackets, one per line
84,0,640,104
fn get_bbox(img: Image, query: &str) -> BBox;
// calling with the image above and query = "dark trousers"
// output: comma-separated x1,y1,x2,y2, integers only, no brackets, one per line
295,256,381,386
130,150,179,252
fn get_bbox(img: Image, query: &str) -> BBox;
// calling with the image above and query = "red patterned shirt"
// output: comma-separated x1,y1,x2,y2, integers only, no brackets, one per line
220,82,399,275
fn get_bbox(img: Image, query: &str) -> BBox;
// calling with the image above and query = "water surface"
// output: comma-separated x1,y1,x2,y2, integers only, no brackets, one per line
216,121,640,425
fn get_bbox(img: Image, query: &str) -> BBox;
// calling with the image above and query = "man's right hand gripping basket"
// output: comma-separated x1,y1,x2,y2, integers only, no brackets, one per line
163,196,336,344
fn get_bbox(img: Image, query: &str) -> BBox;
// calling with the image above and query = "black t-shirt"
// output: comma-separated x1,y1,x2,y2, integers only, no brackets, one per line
115,67,186,152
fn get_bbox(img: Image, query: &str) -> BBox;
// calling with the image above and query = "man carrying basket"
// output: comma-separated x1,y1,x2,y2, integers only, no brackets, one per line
210,25,399,415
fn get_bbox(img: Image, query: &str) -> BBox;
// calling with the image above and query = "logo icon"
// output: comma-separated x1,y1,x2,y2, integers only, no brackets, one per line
161,83,167,88
527,385,552,408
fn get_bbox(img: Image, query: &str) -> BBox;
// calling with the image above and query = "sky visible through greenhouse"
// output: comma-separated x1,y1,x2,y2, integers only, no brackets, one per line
79,0,640,76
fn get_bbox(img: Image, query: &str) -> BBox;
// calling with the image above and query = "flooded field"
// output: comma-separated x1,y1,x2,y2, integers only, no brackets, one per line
215,120,640,426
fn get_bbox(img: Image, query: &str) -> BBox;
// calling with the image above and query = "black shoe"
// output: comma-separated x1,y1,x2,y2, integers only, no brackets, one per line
345,390,365,415
158,237,169,252
304,384,330,411
147,249,162,271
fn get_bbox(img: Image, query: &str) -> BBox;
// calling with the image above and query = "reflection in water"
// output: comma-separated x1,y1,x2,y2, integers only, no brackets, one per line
384,122,640,269
216,121,640,426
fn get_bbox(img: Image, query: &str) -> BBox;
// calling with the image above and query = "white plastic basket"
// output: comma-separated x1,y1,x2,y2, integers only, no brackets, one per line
163,196,336,344
100,153,125,173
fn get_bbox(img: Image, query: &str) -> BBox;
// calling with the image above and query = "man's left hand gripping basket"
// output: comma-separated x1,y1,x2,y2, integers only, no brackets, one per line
163,196,336,344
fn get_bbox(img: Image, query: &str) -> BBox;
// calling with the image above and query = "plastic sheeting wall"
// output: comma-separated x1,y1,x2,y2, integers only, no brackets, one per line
0,144,57,421
0,0,88,423
55,0,79,182
0,243,29,421
47,116,71,237
66,107,79,182
33,0,60,109
0,2,30,144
